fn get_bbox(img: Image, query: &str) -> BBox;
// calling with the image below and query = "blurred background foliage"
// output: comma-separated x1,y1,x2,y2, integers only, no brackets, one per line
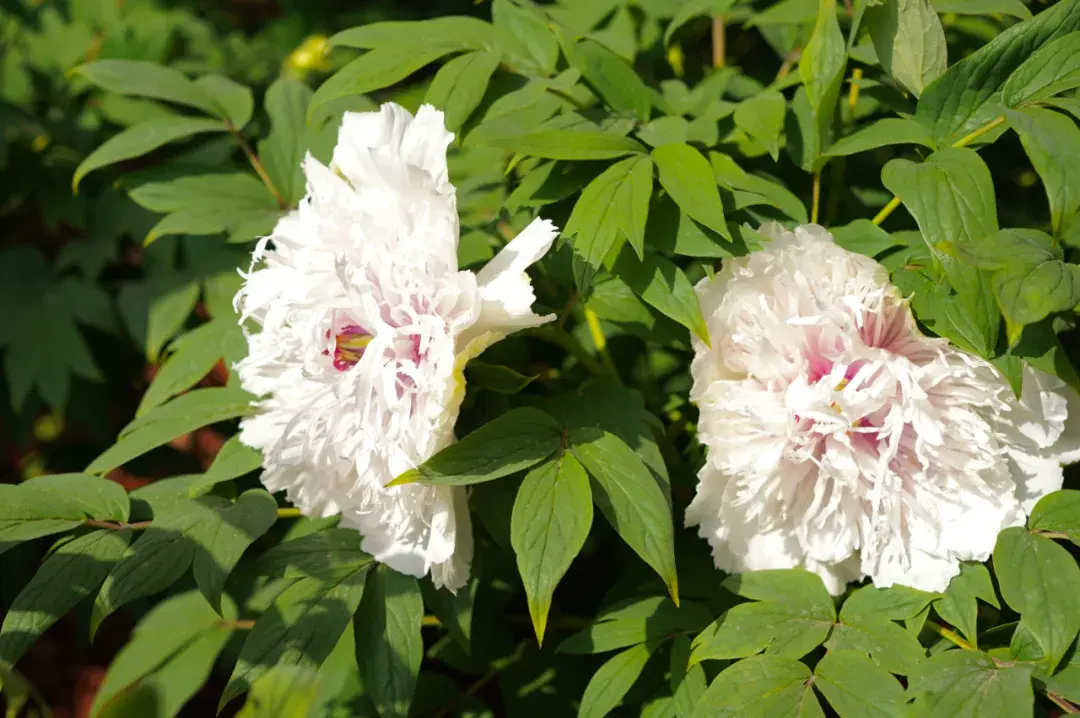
0,0,1071,715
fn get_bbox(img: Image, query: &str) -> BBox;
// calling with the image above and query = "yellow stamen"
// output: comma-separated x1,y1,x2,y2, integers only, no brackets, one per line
336,333,373,352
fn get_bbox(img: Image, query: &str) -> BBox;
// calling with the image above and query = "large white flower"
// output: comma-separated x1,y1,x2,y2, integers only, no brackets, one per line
687,223,1080,594
234,103,557,591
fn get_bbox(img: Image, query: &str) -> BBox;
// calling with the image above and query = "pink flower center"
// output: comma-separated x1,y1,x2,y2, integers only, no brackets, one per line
329,324,372,371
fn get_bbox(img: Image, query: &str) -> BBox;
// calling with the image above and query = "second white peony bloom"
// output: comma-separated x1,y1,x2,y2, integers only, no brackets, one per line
687,223,1080,594
234,103,558,591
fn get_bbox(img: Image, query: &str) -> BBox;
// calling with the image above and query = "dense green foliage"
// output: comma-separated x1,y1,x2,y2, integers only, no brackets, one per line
2,0,1080,716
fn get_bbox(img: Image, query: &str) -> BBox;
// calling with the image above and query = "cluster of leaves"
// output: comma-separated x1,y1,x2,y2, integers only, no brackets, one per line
2,0,1080,716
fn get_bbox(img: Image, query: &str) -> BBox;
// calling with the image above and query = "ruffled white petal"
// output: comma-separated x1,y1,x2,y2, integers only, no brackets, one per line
463,217,558,350
996,366,1080,511
235,103,555,592
687,223,1080,594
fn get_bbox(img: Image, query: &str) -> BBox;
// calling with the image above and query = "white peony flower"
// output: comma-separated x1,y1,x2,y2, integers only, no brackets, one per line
687,223,1080,594
234,103,558,591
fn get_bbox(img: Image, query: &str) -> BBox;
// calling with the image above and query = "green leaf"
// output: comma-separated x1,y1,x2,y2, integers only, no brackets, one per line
0,528,130,666
570,39,651,122
464,361,536,394
916,0,1080,144
611,248,710,343
953,230,1079,344
543,384,670,498
951,228,1061,270
994,527,1080,670
0,474,128,552
0,255,108,411
187,436,264,498
569,428,678,603
564,155,653,292
956,228,1080,345
256,528,372,580
492,0,558,74
511,453,593,645
391,407,562,486
1009,318,1080,394
486,130,646,160
907,650,1034,717
824,117,936,157
825,612,927,675
131,172,279,244
638,116,691,148
74,60,217,115
21,473,130,523
992,259,1080,345
798,0,847,159
142,279,200,362
91,591,235,718
309,45,459,122
1029,490,1080,547
87,387,255,475
424,51,501,132
709,152,808,224
93,489,278,633
559,598,711,654
933,562,999,646
72,116,227,191
830,219,907,258
331,17,501,51
259,78,313,207
726,569,836,610
653,143,728,237
691,570,835,665
194,74,254,129
354,566,423,718
137,318,246,417
931,0,1030,18
665,0,737,46
421,577,477,653
866,0,947,98
746,0,819,27
733,91,786,161
881,147,1001,355
237,666,323,718
841,584,940,623
222,564,369,707
1005,107,1080,237
578,641,659,718
1001,31,1080,107
505,160,599,212
813,650,906,718
692,655,822,718
671,633,707,718
189,489,279,612
646,196,746,259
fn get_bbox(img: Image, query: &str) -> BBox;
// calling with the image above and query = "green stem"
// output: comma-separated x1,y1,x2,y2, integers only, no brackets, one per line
231,123,288,210
712,16,725,69
872,196,902,226
84,519,151,531
545,87,588,111
926,620,975,651
1048,692,1080,714
276,507,303,519
952,115,1006,149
